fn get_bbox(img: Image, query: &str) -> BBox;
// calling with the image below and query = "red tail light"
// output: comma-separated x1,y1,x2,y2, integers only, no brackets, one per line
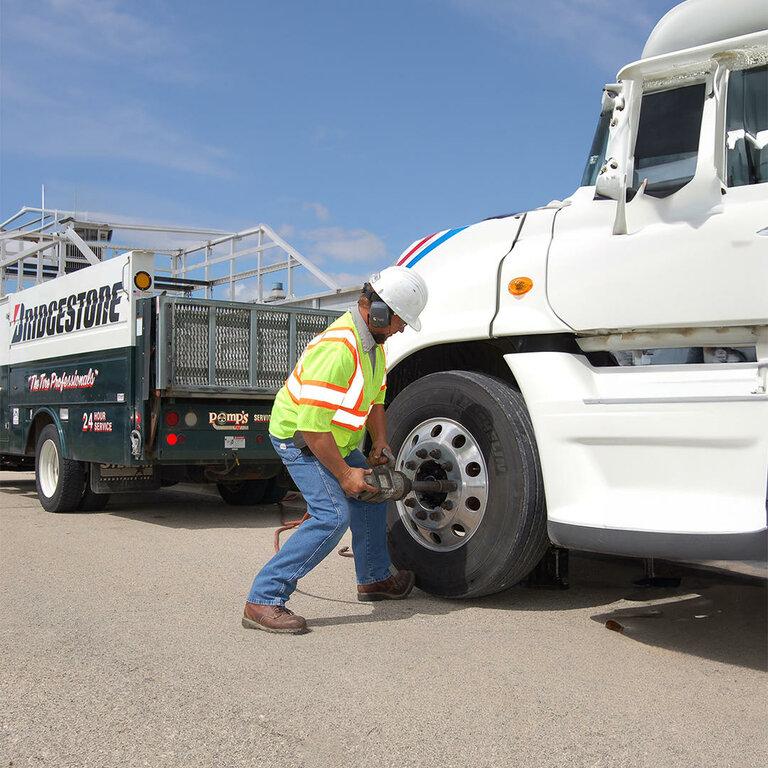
165,411,179,427
166,433,178,446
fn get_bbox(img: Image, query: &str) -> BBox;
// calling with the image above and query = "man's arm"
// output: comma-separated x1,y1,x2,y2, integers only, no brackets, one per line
302,431,377,497
366,404,392,466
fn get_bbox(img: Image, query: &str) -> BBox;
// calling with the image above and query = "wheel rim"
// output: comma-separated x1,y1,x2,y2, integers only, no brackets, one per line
395,417,488,552
39,439,60,498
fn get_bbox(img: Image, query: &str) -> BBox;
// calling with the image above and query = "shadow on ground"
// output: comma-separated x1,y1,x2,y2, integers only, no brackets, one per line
590,562,767,672
0,474,285,529
296,553,768,673
3,475,766,670
108,486,287,531
0,476,38,499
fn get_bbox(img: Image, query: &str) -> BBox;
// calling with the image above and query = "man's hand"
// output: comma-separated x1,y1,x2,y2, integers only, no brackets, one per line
340,467,378,497
368,441,394,467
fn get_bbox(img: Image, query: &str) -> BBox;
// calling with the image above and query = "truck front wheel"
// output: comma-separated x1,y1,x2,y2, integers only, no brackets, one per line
35,424,85,513
386,371,548,598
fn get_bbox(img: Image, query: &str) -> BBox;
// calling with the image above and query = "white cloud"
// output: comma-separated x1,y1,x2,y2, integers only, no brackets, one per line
310,125,348,148
1,77,232,178
2,0,193,83
303,226,387,265
277,223,297,239
234,281,259,302
446,0,657,71
331,271,372,288
303,202,331,222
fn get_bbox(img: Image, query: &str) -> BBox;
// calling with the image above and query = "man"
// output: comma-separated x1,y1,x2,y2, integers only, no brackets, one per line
243,266,429,634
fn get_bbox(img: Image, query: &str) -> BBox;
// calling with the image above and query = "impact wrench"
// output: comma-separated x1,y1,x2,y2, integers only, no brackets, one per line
273,455,457,553
353,463,458,504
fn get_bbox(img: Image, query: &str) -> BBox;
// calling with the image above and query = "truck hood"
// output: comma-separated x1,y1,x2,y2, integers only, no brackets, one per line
385,213,526,368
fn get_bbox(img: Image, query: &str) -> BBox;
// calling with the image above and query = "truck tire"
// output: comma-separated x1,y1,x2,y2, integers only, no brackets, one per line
217,479,269,506
35,424,85,513
386,371,549,598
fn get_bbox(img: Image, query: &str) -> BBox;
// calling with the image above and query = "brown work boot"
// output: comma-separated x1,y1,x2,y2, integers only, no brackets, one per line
242,603,308,634
357,570,415,602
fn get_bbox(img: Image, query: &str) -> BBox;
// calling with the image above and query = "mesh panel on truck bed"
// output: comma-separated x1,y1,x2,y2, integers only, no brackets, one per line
254,309,290,391
215,306,250,388
173,303,209,387
157,297,340,395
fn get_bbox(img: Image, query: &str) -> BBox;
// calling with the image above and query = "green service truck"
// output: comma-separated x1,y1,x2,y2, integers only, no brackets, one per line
0,250,339,511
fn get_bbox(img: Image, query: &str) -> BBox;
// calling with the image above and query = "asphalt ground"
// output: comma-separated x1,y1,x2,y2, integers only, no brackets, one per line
1,471,766,768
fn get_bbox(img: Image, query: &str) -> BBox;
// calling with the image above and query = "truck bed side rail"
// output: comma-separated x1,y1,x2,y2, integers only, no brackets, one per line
156,296,341,395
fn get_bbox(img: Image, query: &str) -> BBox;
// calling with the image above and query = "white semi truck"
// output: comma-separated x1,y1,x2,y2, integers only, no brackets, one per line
382,0,768,597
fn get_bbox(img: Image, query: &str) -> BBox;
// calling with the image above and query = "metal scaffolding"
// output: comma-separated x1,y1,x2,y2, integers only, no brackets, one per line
0,206,356,308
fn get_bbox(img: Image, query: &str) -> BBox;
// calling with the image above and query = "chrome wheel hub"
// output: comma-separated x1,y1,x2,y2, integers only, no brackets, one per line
395,418,488,551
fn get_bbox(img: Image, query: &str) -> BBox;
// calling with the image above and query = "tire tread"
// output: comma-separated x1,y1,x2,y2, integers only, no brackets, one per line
35,424,85,513
387,370,549,598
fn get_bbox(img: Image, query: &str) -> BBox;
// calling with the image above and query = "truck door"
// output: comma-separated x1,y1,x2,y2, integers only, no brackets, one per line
547,68,768,332
540,64,768,549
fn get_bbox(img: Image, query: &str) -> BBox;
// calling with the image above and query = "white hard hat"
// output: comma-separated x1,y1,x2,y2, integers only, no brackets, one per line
369,266,428,331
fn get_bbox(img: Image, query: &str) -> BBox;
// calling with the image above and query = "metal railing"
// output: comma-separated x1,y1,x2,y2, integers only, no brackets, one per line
0,206,347,304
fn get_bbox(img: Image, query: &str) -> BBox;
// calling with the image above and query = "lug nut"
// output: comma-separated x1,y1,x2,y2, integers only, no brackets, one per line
404,498,417,508
441,462,453,472
415,510,428,520
415,448,428,459
405,461,417,471
441,500,454,511
429,510,443,521
429,449,442,459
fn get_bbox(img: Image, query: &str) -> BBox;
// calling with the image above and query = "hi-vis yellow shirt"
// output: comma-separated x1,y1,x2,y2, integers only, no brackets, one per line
269,312,386,456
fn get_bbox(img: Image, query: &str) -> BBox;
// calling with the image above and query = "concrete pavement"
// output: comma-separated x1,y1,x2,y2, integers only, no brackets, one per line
1,471,766,768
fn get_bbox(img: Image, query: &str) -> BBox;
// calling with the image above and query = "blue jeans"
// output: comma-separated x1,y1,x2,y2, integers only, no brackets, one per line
247,436,392,606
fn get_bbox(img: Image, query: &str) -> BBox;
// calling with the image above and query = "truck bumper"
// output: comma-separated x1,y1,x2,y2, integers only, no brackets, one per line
548,521,768,561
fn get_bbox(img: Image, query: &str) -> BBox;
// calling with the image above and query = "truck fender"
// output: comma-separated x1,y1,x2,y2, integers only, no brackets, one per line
26,407,68,458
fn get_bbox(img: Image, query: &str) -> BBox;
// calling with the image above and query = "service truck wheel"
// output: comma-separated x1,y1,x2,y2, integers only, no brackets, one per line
35,424,85,513
386,371,548,598
217,479,269,506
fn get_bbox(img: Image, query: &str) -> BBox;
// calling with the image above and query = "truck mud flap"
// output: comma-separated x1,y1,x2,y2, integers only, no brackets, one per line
90,463,161,494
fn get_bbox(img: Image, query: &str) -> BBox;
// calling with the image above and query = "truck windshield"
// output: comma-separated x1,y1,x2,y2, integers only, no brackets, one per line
581,109,611,187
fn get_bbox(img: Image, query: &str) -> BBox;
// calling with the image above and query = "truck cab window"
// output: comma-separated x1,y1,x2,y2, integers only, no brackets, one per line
632,83,705,198
726,64,768,187
581,108,611,187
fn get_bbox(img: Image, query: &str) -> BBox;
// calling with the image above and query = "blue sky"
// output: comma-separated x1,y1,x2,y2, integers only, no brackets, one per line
1,0,678,294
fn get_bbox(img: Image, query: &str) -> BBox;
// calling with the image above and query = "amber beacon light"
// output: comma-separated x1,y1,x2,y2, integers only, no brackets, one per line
508,277,533,296
133,271,152,290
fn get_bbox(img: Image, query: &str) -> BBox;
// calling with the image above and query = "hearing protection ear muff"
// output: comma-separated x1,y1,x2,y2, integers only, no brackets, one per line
369,300,393,328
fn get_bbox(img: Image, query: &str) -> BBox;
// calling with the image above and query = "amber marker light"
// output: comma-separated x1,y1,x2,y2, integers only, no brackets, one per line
508,277,533,296
134,270,152,290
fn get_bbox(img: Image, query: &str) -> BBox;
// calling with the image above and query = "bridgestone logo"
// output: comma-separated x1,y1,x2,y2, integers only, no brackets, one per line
11,281,123,344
